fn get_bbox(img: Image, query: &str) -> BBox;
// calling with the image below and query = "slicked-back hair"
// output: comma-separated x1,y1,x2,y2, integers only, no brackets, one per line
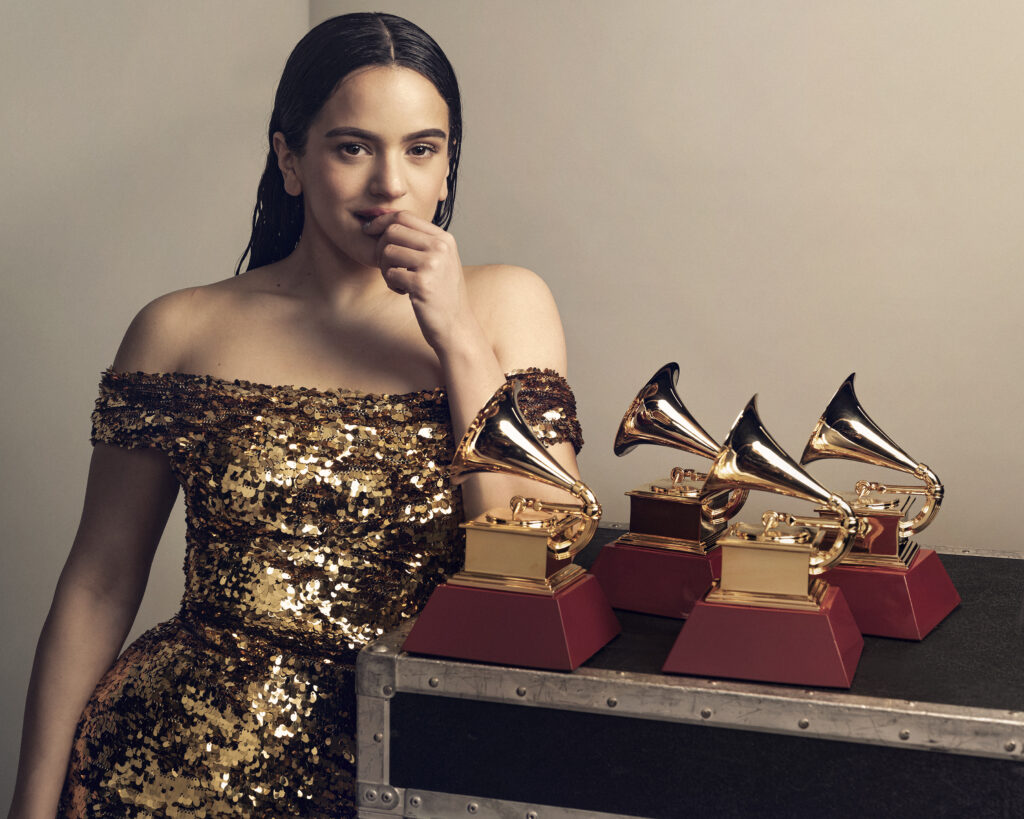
235,13,462,274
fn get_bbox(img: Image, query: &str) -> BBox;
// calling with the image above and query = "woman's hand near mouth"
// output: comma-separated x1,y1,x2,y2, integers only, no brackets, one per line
362,210,477,358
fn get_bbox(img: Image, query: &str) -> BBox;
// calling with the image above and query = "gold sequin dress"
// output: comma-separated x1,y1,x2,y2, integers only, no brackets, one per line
59,368,582,818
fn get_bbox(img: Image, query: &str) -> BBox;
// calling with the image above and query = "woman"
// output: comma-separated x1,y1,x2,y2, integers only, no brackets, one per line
10,13,583,817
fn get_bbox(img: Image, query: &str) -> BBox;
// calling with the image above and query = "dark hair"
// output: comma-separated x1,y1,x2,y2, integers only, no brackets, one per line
235,13,462,274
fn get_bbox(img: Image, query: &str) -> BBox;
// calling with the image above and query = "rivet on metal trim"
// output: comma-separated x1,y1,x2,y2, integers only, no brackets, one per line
526,812,539,819
373,732,383,743
381,792,394,804
382,685,394,697
700,708,712,719
798,719,810,730
607,697,618,708
899,730,911,740
467,802,479,814
410,795,422,808
364,789,378,802
1005,741,1017,752
429,677,440,688
516,686,527,697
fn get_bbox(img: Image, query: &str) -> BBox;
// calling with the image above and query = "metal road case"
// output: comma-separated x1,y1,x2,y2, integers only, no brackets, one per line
356,529,1024,819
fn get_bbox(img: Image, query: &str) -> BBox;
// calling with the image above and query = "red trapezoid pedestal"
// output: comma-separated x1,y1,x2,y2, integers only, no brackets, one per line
823,548,961,640
402,574,621,671
662,585,863,688
590,540,721,619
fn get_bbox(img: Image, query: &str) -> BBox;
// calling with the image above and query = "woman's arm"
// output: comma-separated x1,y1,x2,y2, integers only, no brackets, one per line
9,444,179,818
10,295,189,818
365,212,580,518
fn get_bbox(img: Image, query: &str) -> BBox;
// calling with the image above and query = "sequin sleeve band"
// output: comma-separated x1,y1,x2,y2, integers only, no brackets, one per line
91,368,182,451
506,368,584,454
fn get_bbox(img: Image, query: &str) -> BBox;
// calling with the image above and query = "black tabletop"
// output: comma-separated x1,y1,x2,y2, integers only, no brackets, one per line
579,528,1024,711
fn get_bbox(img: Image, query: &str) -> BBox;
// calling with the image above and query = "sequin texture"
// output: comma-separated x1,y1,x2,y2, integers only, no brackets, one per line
58,368,582,817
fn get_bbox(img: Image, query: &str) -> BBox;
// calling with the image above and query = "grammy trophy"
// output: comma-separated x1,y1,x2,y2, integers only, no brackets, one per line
590,363,748,617
799,374,959,639
403,380,620,670
663,397,864,687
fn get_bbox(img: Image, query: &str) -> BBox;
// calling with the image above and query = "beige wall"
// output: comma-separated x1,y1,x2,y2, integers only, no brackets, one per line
4,0,1022,804
316,0,1023,551
0,0,308,802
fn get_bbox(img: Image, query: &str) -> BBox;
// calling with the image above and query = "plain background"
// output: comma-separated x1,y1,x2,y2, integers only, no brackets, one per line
3,0,1022,802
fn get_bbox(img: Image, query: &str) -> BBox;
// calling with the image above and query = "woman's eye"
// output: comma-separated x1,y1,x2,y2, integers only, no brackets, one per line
409,144,438,158
338,143,366,157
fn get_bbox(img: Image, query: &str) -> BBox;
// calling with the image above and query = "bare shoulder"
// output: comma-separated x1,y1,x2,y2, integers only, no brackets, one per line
111,274,253,374
465,263,553,301
464,264,567,374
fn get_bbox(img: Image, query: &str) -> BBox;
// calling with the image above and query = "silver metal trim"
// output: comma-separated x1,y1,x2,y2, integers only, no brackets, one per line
373,621,1024,763
381,787,646,818
356,696,390,784
356,781,404,815
357,638,400,788
927,543,1024,559
357,639,399,696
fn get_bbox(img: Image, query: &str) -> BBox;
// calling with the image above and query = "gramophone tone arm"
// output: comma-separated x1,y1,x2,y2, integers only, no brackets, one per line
509,483,602,560
773,513,845,532
856,462,943,536
767,495,857,575
807,494,858,573
716,488,749,522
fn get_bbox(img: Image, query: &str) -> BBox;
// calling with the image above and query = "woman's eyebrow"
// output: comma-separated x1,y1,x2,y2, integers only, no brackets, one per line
322,126,447,141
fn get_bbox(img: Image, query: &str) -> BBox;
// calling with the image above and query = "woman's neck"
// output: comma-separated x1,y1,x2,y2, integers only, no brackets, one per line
275,232,391,313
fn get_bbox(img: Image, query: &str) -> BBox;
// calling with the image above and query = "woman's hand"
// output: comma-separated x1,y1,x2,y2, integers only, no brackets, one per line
362,210,475,357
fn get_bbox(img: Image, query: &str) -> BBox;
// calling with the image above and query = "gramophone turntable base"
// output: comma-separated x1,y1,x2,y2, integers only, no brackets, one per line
823,547,961,640
589,538,721,618
661,584,863,687
401,573,620,671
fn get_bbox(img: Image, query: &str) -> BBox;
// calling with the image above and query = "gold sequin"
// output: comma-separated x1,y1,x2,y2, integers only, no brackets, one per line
60,368,582,817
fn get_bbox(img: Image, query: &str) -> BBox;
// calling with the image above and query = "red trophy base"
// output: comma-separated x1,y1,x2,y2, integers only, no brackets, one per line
402,574,621,671
662,585,863,688
590,540,722,618
823,548,960,640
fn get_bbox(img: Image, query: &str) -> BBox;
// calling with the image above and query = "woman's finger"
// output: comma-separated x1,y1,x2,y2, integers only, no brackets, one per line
381,266,417,296
378,241,424,273
362,209,443,238
371,221,434,252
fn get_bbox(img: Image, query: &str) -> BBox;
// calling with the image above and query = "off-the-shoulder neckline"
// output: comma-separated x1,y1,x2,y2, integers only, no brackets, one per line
102,366,564,402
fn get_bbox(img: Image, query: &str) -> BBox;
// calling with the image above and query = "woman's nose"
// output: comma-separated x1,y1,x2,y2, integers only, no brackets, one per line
369,153,407,200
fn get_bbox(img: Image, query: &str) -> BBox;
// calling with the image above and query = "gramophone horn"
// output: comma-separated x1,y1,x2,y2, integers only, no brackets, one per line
801,373,943,536
614,362,747,521
614,362,720,460
449,380,601,558
704,396,858,573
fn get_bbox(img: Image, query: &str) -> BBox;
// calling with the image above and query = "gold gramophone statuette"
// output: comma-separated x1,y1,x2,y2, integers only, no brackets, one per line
801,373,944,568
446,380,601,595
613,362,747,553
701,396,860,609
662,395,865,687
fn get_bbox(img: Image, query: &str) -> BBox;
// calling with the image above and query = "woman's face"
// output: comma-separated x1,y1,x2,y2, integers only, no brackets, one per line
280,65,451,270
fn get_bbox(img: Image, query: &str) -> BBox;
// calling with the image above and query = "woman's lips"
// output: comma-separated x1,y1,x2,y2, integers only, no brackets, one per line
354,208,397,225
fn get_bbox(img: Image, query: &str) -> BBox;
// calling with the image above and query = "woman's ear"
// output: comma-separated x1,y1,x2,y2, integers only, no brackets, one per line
273,132,303,197
438,143,453,202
